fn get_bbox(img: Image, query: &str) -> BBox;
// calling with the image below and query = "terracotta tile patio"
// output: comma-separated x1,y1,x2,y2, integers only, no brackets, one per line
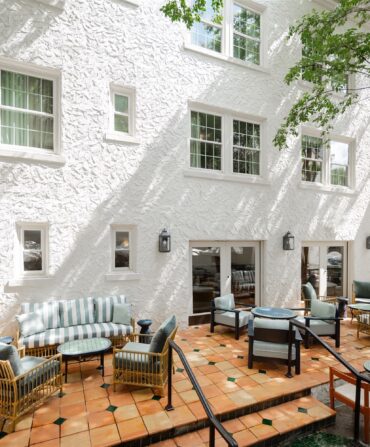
0,319,369,446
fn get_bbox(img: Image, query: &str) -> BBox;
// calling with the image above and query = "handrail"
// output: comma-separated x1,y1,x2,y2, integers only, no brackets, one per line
165,339,238,447
289,318,370,442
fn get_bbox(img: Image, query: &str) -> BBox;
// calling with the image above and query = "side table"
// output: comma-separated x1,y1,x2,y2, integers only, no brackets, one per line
336,297,348,318
137,319,153,344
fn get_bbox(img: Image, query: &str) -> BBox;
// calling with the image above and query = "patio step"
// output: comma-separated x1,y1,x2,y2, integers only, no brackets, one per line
148,396,335,447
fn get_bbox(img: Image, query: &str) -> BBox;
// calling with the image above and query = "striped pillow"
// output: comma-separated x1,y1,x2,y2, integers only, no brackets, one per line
20,301,60,329
60,297,95,327
94,295,126,323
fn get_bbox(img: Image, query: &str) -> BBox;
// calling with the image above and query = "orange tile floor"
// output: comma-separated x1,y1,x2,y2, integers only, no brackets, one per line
1,319,369,447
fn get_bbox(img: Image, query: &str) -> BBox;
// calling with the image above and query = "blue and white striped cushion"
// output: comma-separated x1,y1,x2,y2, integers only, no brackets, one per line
94,295,126,323
60,297,95,327
20,301,60,329
19,322,133,349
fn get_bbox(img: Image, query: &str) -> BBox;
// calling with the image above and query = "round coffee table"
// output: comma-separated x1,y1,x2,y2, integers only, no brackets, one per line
57,338,112,383
252,307,296,320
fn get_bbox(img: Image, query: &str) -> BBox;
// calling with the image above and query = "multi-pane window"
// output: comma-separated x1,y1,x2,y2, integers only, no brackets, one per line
302,134,352,188
191,0,222,53
233,120,260,175
17,224,48,277
301,135,323,183
233,4,261,65
114,230,130,269
0,70,54,150
114,94,129,133
190,0,263,66
190,111,222,171
330,140,349,186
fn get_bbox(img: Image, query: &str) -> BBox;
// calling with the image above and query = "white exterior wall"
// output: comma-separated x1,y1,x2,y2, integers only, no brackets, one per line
0,0,369,334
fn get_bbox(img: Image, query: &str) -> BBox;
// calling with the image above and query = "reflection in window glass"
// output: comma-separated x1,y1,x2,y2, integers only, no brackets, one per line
301,135,323,183
191,0,222,53
233,120,260,175
115,231,130,268
330,140,349,186
231,246,255,306
23,230,42,271
233,4,261,64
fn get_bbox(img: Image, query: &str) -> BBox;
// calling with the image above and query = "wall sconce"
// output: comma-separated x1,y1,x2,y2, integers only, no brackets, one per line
283,231,295,250
159,228,171,252
366,236,370,249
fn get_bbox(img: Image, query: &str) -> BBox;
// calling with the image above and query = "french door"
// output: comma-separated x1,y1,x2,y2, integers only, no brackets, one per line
301,242,347,297
190,241,260,314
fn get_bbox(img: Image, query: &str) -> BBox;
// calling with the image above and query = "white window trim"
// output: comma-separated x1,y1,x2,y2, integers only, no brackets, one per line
0,57,64,164
184,0,268,73
14,222,49,280
300,126,356,192
105,224,141,281
186,101,267,183
105,84,139,145
31,0,65,9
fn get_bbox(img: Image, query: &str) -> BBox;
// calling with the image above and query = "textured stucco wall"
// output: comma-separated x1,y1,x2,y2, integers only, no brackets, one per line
0,0,369,335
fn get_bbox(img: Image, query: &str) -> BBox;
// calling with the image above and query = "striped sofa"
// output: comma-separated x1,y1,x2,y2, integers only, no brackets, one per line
16,296,134,356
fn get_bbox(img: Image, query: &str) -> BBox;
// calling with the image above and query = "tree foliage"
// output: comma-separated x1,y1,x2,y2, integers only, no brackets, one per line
161,0,370,149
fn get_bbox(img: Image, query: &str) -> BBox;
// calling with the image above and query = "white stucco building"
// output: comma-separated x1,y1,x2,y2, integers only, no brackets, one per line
0,0,369,334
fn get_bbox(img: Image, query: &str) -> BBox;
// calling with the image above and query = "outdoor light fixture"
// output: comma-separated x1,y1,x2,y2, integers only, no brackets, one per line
283,231,295,250
366,236,370,249
159,228,171,252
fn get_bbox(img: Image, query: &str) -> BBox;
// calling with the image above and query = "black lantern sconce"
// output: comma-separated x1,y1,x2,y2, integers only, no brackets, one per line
159,228,171,252
366,236,370,249
283,231,295,250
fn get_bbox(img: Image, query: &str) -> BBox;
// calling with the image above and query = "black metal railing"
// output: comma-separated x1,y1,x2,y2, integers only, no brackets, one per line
289,318,370,442
165,340,238,447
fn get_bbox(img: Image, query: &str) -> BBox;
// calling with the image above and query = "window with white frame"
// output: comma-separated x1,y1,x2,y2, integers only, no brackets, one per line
190,0,264,66
16,224,48,277
0,65,59,153
110,225,137,272
301,133,353,188
108,85,136,140
189,107,263,177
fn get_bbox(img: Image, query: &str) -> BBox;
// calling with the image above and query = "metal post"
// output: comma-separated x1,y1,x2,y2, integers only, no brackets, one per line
165,344,174,411
354,376,361,441
209,423,215,447
286,320,293,378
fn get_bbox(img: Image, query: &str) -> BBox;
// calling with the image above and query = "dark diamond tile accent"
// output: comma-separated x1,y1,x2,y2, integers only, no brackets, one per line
58,391,66,398
227,377,236,382
206,334,212,337
194,327,199,329
106,405,118,413
193,349,200,352
262,418,272,426
220,344,226,347
176,368,184,373
152,395,162,401
181,339,187,341
100,383,110,389
259,369,266,374
0,432,7,439
208,361,216,366
237,355,244,359
298,407,308,414
53,417,67,426
311,357,320,361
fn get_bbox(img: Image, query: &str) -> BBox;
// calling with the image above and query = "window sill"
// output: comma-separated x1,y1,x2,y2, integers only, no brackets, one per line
299,182,356,195
7,276,52,288
184,169,270,185
117,0,139,5
183,44,270,74
0,147,65,165
105,272,141,281
105,132,140,145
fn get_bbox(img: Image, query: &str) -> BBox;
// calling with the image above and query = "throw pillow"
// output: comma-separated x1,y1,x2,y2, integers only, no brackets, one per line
112,303,131,325
0,343,22,376
214,294,235,311
311,299,336,319
149,315,177,353
353,281,370,299
302,282,317,302
16,312,46,338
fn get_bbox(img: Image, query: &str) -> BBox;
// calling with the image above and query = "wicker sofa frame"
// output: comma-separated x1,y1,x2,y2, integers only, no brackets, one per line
0,347,63,432
112,326,178,397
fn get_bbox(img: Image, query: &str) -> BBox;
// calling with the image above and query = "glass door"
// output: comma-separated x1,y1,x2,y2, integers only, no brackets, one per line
301,242,347,297
191,241,260,314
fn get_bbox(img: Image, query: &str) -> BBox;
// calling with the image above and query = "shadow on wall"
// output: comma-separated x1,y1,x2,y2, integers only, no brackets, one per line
0,0,370,334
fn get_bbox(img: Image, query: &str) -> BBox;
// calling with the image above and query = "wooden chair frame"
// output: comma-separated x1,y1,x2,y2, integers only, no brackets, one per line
0,347,63,432
351,309,370,338
112,326,178,397
16,318,135,357
329,367,370,444
210,301,252,340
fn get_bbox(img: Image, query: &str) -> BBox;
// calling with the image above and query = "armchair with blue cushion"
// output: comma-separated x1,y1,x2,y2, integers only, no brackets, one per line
295,298,341,348
301,282,337,315
352,280,370,304
0,343,62,432
210,294,252,340
248,318,301,376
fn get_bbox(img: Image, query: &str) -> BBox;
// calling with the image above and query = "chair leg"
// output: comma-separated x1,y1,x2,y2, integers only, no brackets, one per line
235,325,240,340
304,331,310,349
364,412,369,445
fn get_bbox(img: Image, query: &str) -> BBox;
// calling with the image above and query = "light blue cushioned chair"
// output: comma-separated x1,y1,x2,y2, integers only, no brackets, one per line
353,280,370,304
210,294,252,340
301,282,337,315
295,298,341,348
248,318,301,376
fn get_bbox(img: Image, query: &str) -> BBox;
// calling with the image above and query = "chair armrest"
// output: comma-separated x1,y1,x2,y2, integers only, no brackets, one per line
294,328,303,341
304,316,342,321
14,353,62,382
113,347,164,359
125,333,154,343
248,319,254,336
17,346,26,358
288,307,310,312
214,307,239,313
235,302,255,308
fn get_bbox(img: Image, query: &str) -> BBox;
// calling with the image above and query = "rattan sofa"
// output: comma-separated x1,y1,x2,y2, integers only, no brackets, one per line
16,296,134,357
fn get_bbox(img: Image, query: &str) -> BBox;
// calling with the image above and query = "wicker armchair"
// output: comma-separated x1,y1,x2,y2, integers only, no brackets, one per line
0,345,62,432
113,325,178,397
